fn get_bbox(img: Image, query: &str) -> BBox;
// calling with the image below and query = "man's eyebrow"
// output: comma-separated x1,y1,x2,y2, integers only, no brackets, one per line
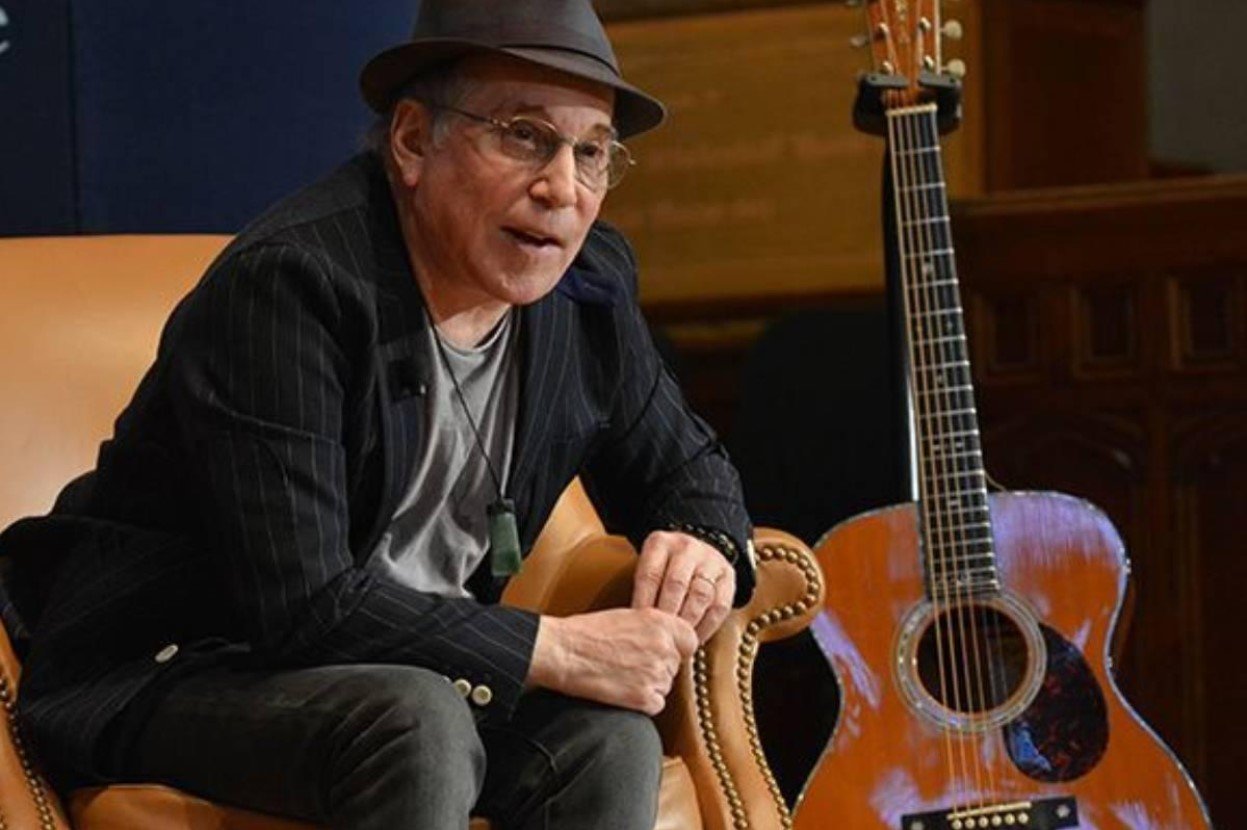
508,103,617,137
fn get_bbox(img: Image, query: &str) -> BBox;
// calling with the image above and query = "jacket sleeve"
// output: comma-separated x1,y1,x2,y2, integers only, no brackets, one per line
578,226,756,605
166,242,538,721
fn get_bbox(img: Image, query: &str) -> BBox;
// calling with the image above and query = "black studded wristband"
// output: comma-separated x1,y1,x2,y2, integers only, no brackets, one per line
664,522,741,565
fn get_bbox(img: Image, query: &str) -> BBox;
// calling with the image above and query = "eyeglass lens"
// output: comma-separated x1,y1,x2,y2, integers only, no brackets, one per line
495,117,630,189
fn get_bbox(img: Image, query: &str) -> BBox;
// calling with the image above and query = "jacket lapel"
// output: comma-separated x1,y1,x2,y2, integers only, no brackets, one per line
508,290,573,546
354,157,434,559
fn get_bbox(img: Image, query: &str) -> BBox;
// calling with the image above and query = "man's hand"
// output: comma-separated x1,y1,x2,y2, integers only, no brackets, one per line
632,530,735,643
527,609,698,715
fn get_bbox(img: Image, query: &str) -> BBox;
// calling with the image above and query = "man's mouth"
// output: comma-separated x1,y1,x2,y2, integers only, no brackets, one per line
504,227,561,249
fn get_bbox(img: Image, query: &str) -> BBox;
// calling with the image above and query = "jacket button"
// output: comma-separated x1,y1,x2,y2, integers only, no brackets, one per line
452,678,472,697
470,685,493,707
154,644,179,664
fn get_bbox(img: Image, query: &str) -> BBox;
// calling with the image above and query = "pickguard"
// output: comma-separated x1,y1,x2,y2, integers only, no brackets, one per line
1004,624,1109,782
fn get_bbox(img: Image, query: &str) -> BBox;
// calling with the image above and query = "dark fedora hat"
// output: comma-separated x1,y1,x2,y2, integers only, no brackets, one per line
360,0,666,139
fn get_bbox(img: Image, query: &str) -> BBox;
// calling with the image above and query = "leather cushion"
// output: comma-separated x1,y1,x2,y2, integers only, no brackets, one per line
69,756,699,830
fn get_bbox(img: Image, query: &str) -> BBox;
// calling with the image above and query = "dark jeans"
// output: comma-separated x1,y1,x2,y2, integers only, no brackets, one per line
117,664,662,830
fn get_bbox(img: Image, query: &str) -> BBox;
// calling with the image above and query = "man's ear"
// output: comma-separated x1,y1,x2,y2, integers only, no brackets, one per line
389,99,434,188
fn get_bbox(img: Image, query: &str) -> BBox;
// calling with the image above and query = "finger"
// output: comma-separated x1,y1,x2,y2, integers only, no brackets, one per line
677,572,719,629
656,545,698,615
668,615,699,659
632,535,670,609
694,571,736,643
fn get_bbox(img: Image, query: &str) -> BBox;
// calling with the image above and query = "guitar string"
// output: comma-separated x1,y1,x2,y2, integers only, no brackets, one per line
900,103,994,808
895,103,975,805
913,104,1001,801
872,0,966,801
917,103,1013,791
900,104,984,807
888,104,965,802
873,0,964,797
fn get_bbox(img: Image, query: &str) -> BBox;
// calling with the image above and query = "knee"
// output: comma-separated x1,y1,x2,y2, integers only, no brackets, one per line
329,666,484,784
572,707,663,800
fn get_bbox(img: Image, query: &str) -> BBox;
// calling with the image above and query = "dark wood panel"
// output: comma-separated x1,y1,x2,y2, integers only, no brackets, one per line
981,0,1148,189
1172,419,1247,812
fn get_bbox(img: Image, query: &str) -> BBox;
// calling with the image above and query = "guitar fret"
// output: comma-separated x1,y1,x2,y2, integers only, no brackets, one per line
917,407,979,418
895,146,942,157
925,472,987,486
903,248,954,260
934,503,990,519
917,384,975,397
929,553,997,566
929,541,995,554
930,578,1002,596
913,308,964,320
932,566,999,579
937,565,1000,576
927,521,994,535
931,568,1000,583
925,468,987,482
916,333,967,346
926,485,988,497
927,450,984,463
923,428,979,442
901,217,949,228
928,545,995,559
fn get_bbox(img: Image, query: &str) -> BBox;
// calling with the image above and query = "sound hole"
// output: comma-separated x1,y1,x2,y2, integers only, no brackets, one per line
915,604,1030,714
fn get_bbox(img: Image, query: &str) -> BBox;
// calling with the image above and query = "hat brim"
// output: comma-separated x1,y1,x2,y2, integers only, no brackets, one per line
359,39,666,139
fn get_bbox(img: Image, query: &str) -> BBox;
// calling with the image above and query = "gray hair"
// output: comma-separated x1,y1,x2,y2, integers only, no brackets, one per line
364,60,474,156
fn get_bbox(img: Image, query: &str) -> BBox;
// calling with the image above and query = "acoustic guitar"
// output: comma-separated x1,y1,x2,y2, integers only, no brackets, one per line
792,3,1213,828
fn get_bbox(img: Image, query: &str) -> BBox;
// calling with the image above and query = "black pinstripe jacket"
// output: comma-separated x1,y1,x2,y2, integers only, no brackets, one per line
0,153,753,785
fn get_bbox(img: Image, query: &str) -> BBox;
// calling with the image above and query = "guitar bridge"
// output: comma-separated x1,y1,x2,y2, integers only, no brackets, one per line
900,796,1078,830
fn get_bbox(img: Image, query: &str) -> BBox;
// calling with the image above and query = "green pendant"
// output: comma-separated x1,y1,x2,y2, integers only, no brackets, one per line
488,498,522,577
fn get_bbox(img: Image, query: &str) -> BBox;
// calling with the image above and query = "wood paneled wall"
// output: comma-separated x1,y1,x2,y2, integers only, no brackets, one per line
981,0,1149,189
603,2,984,304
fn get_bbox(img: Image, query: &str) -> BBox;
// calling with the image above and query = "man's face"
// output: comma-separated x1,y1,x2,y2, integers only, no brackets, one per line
398,55,616,310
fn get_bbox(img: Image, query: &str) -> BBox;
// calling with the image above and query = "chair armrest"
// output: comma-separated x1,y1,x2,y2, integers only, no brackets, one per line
502,527,824,830
0,623,71,830
655,529,823,830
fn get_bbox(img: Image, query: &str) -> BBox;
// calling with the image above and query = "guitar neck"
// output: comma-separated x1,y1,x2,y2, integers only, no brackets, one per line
887,103,1001,600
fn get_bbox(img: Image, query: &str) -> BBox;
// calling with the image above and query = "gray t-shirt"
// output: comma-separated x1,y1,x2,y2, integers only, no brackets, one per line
367,310,520,598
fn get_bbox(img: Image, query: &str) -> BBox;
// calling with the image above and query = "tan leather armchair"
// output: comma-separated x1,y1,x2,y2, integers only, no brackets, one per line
0,236,824,830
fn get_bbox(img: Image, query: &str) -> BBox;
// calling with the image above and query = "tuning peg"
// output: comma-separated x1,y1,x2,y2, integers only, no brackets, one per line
844,0,863,7
850,33,871,49
945,59,967,79
942,19,964,40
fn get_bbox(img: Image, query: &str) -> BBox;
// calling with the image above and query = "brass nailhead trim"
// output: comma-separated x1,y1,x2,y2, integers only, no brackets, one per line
694,541,822,830
1,676,56,830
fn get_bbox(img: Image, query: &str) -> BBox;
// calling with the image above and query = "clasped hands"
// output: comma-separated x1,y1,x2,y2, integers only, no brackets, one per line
527,530,736,715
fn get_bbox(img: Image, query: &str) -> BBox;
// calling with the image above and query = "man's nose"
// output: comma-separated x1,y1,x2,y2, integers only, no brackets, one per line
531,143,580,208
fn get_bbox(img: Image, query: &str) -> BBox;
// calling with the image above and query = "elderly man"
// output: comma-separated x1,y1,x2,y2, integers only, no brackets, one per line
3,1,754,828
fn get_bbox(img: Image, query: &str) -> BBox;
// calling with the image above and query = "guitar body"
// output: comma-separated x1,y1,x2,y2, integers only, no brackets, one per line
795,491,1211,829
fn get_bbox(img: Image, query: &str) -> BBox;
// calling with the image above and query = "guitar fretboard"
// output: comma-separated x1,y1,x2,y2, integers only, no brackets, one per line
887,104,1000,600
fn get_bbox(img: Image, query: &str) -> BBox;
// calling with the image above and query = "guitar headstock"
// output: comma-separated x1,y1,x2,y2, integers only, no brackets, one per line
851,0,965,132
